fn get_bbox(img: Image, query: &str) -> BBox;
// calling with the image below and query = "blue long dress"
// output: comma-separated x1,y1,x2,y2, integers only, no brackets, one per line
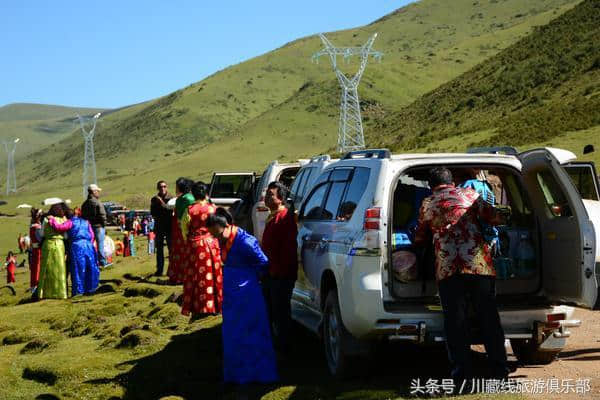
221,227,278,384
50,217,100,296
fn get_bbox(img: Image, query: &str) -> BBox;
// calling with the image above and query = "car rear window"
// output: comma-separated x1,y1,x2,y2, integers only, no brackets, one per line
210,175,253,199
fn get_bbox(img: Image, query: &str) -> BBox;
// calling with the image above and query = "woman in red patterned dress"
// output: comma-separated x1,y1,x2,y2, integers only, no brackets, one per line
180,181,223,317
167,178,195,284
29,208,43,290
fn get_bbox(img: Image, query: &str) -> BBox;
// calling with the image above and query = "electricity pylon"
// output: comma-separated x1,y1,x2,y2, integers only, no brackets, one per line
77,113,101,199
312,33,383,153
2,138,19,195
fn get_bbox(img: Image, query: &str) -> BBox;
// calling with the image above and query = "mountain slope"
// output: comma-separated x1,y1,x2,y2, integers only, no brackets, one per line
0,103,105,158
374,0,599,151
6,0,582,200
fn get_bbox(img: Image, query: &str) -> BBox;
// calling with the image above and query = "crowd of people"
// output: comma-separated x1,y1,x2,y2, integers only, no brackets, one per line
150,177,297,384
2,185,107,298
2,167,510,387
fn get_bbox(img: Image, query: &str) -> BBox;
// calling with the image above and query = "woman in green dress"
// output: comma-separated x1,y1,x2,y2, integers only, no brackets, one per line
37,202,68,300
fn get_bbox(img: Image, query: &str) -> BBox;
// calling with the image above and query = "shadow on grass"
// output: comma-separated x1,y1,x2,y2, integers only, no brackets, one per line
86,320,514,400
87,323,227,400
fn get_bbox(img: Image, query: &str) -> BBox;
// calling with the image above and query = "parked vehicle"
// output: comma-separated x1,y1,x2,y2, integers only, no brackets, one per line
292,148,597,377
289,155,338,211
208,171,258,233
251,161,303,240
209,160,303,240
102,202,127,226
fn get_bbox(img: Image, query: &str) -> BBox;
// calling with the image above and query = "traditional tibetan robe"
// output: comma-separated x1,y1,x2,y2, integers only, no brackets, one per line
49,217,99,296
220,226,278,384
38,217,68,299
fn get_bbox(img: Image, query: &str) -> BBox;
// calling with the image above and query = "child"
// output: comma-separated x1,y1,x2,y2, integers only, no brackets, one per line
5,251,16,284
148,231,155,254
123,231,131,257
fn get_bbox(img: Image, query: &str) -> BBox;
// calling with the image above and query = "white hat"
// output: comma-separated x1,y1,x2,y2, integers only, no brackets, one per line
88,184,102,192
42,197,65,206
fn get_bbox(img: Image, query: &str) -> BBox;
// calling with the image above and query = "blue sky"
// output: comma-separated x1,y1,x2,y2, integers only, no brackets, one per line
0,1,412,109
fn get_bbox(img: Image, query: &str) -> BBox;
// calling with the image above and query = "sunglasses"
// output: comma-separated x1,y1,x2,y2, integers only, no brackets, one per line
159,185,167,188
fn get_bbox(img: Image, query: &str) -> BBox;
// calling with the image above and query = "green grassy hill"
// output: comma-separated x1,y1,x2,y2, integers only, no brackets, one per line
3,0,581,206
0,104,105,158
374,0,599,152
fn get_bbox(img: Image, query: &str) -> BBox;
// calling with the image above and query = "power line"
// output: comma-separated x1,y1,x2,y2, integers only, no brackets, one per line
76,113,101,199
312,33,383,153
2,138,19,195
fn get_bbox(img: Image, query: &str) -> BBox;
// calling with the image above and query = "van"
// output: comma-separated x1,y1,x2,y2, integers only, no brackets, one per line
292,148,597,377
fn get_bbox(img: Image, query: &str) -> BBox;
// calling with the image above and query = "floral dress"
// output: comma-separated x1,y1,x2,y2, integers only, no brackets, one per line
180,201,223,315
167,193,195,284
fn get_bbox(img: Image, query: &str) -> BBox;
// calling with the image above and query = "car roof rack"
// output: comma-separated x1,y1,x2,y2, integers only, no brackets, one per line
467,146,518,155
309,155,331,163
342,149,391,160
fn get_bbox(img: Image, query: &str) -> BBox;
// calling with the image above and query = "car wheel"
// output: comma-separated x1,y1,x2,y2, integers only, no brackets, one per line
323,289,357,378
510,339,562,365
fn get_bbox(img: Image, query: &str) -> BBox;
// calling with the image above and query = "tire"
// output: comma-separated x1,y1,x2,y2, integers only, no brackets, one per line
322,290,360,379
510,339,561,365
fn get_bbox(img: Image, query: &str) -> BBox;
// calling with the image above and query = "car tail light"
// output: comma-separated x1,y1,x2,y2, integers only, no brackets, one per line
547,313,566,322
364,207,381,230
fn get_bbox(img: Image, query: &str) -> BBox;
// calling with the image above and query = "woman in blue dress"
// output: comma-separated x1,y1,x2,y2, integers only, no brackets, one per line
48,206,99,296
206,207,278,384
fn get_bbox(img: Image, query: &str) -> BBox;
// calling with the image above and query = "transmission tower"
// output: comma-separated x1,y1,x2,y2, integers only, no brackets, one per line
2,138,19,195
313,33,383,153
77,113,101,198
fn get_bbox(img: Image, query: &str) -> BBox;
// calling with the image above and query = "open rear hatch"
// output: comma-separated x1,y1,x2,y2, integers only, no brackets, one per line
519,149,597,308
387,149,597,309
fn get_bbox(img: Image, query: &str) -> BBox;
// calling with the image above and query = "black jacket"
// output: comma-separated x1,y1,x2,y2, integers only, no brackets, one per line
151,193,173,233
81,196,107,228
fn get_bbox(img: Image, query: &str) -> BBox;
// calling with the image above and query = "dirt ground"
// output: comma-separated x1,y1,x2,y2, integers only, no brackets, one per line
501,308,600,399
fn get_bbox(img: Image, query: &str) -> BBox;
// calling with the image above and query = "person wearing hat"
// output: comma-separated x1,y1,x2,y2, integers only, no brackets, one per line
81,184,108,267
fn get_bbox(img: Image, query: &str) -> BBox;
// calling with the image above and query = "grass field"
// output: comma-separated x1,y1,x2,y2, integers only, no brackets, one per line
0,226,526,400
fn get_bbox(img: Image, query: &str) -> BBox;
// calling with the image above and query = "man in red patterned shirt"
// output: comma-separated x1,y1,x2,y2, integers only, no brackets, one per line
414,167,508,383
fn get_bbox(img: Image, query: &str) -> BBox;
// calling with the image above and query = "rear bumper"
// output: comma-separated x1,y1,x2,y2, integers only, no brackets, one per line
370,316,580,346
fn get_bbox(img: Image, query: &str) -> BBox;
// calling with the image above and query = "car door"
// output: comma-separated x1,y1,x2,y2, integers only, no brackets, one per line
296,171,331,306
296,169,353,308
519,149,598,308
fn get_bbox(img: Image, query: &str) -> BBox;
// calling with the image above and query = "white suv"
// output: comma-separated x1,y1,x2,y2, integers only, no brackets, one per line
289,155,338,211
208,161,301,240
292,148,597,377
